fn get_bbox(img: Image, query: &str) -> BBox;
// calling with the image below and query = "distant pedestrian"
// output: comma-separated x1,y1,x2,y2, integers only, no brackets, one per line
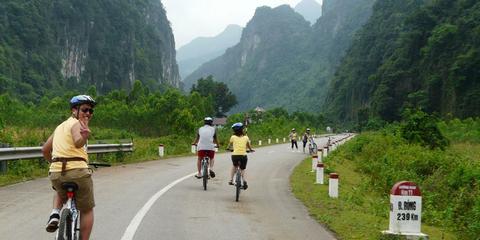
289,128,298,152
302,128,311,153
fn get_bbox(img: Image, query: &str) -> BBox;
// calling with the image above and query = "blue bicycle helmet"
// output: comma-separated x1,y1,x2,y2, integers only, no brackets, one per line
231,122,243,131
70,95,96,108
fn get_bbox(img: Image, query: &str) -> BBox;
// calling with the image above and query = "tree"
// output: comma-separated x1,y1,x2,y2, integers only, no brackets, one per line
191,76,237,117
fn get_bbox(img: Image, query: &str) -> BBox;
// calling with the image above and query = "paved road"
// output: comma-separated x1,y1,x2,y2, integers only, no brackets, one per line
0,135,345,240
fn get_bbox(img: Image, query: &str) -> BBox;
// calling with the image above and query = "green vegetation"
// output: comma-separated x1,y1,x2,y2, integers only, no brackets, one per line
191,76,237,117
325,0,480,125
291,117,480,239
0,85,325,186
0,0,179,102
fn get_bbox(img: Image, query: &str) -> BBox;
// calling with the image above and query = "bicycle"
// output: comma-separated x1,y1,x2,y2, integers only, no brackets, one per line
56,162,110,240
308,137,317,155
227,149,253,202
200,156,210,191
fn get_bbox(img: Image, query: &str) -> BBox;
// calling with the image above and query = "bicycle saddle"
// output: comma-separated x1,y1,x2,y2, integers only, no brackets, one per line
61,182,79,191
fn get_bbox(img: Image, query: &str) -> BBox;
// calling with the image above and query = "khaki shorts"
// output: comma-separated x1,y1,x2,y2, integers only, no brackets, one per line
50,168,95,211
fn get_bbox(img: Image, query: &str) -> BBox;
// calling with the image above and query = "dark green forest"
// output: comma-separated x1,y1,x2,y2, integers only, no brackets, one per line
325,0,480,126
0,0,179,103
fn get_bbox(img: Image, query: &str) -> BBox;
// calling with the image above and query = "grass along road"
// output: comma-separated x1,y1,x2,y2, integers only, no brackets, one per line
290,156,456,239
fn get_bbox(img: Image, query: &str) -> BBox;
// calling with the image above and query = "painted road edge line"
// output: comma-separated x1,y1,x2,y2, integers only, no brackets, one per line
120,172,196,240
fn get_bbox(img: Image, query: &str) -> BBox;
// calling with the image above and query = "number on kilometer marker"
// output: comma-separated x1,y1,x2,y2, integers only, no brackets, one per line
397,213,419,221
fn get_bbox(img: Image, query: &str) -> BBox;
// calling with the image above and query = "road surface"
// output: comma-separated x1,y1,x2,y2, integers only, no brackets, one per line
0,135,344,240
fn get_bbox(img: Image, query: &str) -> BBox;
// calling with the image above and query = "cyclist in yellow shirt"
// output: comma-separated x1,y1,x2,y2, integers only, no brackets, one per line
227,122,254,189
42,95,96,240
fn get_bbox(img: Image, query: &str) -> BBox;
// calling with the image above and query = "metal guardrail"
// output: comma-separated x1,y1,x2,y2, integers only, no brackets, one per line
0,143,133,161
0,142,133,174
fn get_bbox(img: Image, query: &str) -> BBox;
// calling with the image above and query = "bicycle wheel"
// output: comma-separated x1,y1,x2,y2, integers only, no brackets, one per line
202,158,208,190
57,209,72,240
73,212,81,240
235,169,241,202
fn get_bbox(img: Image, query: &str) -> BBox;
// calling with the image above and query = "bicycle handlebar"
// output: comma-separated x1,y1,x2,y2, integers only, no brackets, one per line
226,149,254,153
89,162,112,168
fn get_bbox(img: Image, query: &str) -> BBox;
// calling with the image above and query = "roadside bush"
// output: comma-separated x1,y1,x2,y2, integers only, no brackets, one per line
400,109,449,149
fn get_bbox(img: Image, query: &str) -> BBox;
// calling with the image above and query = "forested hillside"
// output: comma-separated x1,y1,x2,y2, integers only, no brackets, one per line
325,0,480,125
184,0,374,112
0,0,180,102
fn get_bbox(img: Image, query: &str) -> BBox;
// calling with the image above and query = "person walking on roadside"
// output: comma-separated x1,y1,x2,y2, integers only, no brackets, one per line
42,95,96,240
192,117,219,179
289,128,298,152
302,128,311,153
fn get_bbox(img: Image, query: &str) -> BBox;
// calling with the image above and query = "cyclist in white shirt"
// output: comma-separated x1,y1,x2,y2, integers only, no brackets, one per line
192,117,219,178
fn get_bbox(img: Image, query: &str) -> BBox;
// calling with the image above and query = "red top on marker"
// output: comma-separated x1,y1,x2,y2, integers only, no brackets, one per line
329,173,339,179
390,181,421,196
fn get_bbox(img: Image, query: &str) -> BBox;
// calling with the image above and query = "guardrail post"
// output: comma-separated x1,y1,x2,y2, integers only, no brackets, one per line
0,143,9,174
0,161,6,174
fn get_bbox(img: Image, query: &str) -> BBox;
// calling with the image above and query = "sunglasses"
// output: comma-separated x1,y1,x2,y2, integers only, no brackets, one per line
80,108,94,114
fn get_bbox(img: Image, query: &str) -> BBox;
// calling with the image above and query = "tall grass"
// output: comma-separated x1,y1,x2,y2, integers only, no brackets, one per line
322,118,480,239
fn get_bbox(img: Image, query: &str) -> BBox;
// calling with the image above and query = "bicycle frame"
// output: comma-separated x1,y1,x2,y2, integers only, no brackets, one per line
234,166,242,202
56,187,80,240
201,156,210,190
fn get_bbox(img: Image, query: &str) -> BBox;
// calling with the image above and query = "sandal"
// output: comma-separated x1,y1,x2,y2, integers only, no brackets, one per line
195,175,202,179
228,180,234,185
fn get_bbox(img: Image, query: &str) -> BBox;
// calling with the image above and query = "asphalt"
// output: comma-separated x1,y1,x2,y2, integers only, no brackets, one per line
0,135,344,240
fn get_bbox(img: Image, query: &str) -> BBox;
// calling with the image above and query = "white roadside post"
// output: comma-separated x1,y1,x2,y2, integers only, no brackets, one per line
311,155,318,172
259,140,262,146
323,147,328,158
191,144,196,154
214,145,219,152
276,138,279,143
268,138,271,144
328,173,339,198
158,144,164,157
382,181,428,239
315,163,324,184
283,137,286,143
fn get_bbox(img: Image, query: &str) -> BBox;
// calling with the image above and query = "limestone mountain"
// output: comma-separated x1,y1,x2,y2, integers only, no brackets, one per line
324,0,480,124
184,0,375,112
0,0,179,102
294,0,322,24
177,24,242,79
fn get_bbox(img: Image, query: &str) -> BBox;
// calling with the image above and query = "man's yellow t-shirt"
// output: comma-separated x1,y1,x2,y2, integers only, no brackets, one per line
49,117,89,172
229,135,250,155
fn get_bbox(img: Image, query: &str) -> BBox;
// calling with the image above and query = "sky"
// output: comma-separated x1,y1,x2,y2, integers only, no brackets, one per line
162,0,321,49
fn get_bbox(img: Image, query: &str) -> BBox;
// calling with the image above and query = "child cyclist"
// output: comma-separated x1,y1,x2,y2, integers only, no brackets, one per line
227,122,254,190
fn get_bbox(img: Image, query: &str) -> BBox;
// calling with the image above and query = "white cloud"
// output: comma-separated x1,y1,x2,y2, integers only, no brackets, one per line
162,0,320,48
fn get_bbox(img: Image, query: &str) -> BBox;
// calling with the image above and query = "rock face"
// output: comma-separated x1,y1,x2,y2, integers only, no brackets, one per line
184,0,375,112
0,0,180,100
177,24,242,79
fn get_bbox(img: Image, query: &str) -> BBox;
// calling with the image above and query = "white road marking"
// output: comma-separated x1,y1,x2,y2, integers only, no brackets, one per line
120,172,196,240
